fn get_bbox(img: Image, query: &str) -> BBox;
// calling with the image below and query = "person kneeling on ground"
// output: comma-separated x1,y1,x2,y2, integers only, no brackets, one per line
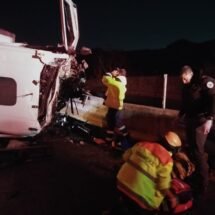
115,131,182,215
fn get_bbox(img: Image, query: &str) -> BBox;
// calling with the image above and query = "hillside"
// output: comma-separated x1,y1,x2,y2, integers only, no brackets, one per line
84,39,215,77
84,39,215,109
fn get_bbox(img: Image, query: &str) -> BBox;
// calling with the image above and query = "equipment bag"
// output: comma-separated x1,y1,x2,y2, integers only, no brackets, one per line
161,178,193,214
171,178,193,214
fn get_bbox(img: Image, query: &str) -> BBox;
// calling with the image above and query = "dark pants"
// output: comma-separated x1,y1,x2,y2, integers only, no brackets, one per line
105,108,128,144
185,118,211,194
106,108,124,130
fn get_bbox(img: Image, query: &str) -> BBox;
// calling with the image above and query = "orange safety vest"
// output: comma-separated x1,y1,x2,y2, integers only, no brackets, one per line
117,141,173,210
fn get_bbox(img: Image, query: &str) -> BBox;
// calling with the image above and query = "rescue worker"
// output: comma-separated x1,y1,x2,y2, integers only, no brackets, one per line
116,131,182,214
102,68,129,149
178,65,215,197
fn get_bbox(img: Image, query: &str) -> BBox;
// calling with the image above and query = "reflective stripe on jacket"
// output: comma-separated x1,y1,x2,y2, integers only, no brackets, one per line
117,141,173,210
102,75,126,110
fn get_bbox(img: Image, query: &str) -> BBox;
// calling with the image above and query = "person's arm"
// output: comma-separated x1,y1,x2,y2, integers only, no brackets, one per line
122,146,133,161
202,79,215,134
203,119,213,134
102,74,125,92
207,93,215,120
161,189,178,208
157,161,178,208
102,73,113,87
178,87,188,118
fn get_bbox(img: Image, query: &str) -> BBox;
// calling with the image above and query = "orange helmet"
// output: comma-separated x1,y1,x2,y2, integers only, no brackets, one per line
161,131,182,153
164,131,182,148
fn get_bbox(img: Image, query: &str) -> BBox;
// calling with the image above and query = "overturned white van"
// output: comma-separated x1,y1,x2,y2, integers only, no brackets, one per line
0,0,79,137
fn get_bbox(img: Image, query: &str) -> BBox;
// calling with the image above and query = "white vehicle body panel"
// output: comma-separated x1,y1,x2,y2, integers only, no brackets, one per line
0,45,43,136
0,44,69,137
0,0,78,137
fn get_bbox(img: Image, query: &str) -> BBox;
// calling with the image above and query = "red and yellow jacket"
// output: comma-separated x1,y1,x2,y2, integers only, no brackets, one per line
117,141,173,210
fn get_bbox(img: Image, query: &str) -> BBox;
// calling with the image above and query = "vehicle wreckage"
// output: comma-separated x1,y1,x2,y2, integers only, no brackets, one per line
0,0,215,169
0,0,86,138
0,0,180,149
0,0,94,162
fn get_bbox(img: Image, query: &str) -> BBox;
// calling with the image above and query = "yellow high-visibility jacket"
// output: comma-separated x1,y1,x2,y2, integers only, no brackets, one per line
102,74,126,110
117,141,173,210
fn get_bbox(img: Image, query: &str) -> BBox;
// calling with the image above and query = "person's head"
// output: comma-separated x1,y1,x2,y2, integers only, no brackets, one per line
180,65,194,84
112,67,127,77
113,68,127,85
118,68,127,77
160,131,182,154
111,69,120,77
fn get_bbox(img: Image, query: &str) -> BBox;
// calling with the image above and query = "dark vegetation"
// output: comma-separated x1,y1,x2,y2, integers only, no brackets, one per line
83,39,215,109
84,39,215,77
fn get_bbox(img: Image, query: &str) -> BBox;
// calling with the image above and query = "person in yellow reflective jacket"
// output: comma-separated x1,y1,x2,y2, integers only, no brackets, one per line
102,68,127,110
102,68,129,149
116,131,182,214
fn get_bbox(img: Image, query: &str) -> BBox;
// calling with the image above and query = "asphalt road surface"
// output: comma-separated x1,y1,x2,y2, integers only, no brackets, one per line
0,128,215,215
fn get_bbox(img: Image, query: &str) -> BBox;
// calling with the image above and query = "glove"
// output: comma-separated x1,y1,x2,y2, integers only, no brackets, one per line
202,119,213,134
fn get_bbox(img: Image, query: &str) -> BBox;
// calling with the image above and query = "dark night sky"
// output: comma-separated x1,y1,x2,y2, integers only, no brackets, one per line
75,0,215,50
0,0,215,51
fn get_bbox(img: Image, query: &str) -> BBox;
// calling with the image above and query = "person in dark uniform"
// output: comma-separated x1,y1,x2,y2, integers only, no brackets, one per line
178,65,215,197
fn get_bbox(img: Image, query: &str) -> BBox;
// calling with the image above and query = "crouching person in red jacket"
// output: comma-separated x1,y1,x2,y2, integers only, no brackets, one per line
114,131,182,215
